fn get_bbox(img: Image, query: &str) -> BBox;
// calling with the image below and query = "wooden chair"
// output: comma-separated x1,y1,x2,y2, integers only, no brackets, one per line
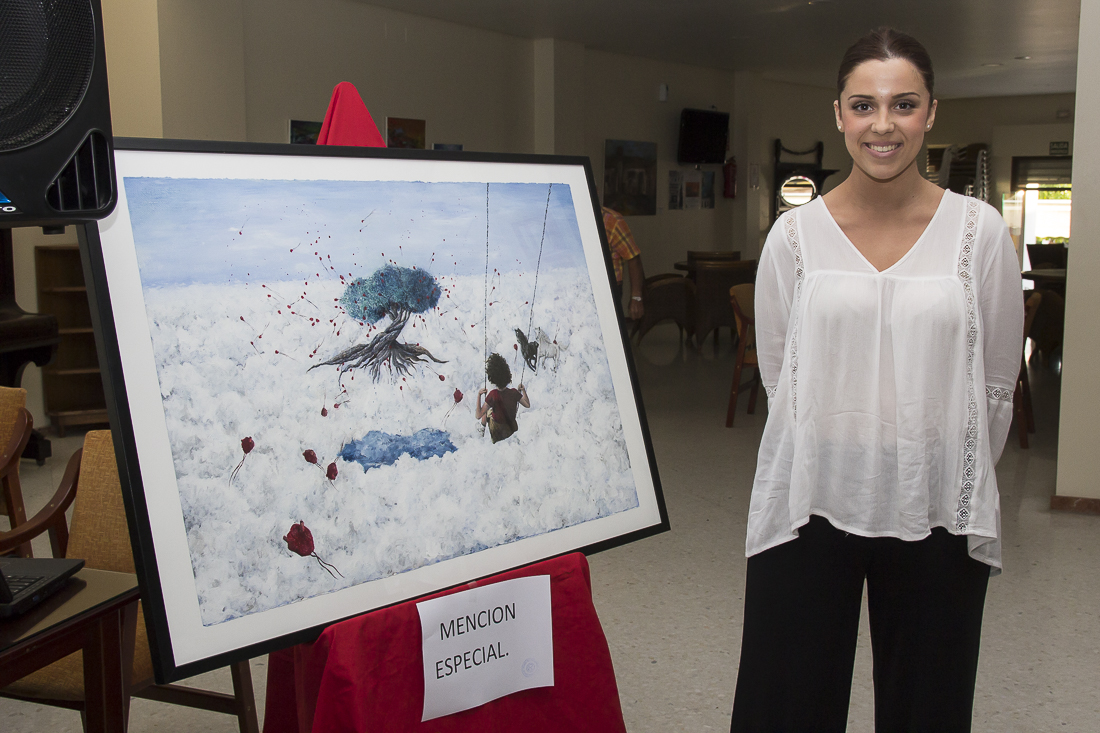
631,273,695,344
725,284,760,427
0,430,259,733
693,260,756,351
1015,291,1042,449
1,385,33,557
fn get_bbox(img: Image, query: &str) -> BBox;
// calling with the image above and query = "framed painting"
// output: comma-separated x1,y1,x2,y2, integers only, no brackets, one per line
386,117,426,149
80,139,668,682
289,119,322,145
603,139,657,216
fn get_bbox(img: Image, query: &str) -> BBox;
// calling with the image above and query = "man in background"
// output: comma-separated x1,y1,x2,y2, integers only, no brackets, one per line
601,206,645,321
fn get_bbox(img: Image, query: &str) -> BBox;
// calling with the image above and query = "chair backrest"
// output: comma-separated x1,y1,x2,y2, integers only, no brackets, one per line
0,386,27,452
730,284,756,349
1023,291,1042,344
1026,243,1067,270
693,262,756,335
695,260,756,291
65,430,136,574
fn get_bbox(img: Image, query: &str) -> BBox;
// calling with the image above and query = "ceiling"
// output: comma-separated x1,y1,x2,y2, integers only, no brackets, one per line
361,0,1080,99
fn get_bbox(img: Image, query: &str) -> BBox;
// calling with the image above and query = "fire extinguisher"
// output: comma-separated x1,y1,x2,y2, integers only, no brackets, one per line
723,157,737,199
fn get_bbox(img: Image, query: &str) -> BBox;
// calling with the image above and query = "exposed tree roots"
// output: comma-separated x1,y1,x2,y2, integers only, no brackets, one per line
308,311,446,383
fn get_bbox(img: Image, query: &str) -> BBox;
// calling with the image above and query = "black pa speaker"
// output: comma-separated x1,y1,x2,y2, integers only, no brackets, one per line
0,0,116,227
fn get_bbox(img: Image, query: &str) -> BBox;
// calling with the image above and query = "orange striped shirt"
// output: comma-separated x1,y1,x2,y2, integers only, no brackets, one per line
601,207,641,282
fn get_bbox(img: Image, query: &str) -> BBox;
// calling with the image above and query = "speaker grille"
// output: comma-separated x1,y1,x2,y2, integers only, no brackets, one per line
0,0,96,153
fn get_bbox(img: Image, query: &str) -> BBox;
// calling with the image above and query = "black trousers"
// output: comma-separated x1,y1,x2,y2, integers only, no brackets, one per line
730,516,990,733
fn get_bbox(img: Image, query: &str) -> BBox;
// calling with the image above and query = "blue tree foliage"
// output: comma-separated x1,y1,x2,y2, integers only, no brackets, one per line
340,264,441,323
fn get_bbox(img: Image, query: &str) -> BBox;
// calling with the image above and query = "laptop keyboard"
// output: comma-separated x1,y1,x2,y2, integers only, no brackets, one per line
5,574,45,594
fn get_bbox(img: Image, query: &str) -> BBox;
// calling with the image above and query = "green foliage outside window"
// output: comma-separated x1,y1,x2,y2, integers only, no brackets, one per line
1038,188,1072,200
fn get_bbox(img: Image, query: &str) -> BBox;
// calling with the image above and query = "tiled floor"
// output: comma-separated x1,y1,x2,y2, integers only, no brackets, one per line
3,324,1097,732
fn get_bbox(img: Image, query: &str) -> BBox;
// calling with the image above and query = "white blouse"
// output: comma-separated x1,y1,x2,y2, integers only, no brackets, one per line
749,191,1023,572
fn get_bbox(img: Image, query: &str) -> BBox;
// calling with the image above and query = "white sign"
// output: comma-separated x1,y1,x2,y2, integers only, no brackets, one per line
417,575,554,721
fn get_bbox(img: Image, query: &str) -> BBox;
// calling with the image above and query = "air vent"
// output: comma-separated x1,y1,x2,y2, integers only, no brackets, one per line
46,130,113,212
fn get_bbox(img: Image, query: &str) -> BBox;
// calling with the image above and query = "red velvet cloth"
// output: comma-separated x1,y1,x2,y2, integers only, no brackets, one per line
263,553,625,733
316,81,385,148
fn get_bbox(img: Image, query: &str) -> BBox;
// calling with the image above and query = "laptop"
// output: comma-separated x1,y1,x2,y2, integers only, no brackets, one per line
0,556,85,618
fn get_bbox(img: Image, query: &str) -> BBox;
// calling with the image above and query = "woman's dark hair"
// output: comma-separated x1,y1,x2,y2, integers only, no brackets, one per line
485,352,512,389
837,27,934,100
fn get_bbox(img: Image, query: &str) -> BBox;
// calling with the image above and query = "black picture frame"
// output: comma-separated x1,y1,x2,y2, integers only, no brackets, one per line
80,137,669,683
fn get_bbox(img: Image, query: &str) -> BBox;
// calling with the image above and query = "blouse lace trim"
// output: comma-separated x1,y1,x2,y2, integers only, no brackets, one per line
956,199,981,532
783,210,805,420
765,385,777,399
986,385,1013,402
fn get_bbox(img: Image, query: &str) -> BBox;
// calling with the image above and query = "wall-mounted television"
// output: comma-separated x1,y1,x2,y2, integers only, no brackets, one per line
677,108,730,165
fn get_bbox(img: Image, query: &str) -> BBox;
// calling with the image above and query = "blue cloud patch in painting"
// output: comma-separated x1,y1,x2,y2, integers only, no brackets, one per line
339,429,457,471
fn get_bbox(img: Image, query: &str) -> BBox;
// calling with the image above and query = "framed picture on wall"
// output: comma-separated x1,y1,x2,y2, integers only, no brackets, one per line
603,140,657,216
80,139,668,682
289,120,323,145
386,117,427,149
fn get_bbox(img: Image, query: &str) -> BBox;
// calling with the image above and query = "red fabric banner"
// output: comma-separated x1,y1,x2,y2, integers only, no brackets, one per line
262,553,626,733
316,81,385,148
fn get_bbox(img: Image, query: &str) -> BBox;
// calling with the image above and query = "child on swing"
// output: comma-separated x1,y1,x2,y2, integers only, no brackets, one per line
476,353,531,444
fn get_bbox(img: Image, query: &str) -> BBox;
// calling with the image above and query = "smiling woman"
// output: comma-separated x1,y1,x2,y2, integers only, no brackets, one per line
729,27,1024,733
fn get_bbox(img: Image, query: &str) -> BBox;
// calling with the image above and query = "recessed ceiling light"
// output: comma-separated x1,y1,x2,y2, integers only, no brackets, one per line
1015,55,1032,60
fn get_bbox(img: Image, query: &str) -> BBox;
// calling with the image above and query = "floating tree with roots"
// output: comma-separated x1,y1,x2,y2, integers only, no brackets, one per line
310,264,445,381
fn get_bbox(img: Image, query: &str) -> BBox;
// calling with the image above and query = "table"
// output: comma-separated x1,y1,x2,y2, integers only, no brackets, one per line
1022,268,1066,283
0,568,140,733
1022,269,1067,297
673,257,740,273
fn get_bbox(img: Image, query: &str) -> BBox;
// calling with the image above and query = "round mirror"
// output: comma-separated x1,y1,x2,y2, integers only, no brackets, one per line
779,175,817,206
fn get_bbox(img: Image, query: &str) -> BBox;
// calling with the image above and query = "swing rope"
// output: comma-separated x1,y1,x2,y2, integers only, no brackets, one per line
483,182,490,390
518,183,552,385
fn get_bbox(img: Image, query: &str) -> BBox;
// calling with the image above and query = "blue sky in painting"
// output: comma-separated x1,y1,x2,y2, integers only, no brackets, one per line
124,178,585,287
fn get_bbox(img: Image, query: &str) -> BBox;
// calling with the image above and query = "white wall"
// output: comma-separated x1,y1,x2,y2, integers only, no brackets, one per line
158,0,247,141
102,0,164,138
989,123,1074,232
1056,0,1100,501
240,0,534,154
731,73,851,259
929,93,1075,152
533,38,586,156
583,49,737,277
152,2,744,278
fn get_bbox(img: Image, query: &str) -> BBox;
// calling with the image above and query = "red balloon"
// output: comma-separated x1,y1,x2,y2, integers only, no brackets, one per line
283,521,314,557
241,436,255,454
303,449,318,464
326,462,338,481
453,388,463,403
